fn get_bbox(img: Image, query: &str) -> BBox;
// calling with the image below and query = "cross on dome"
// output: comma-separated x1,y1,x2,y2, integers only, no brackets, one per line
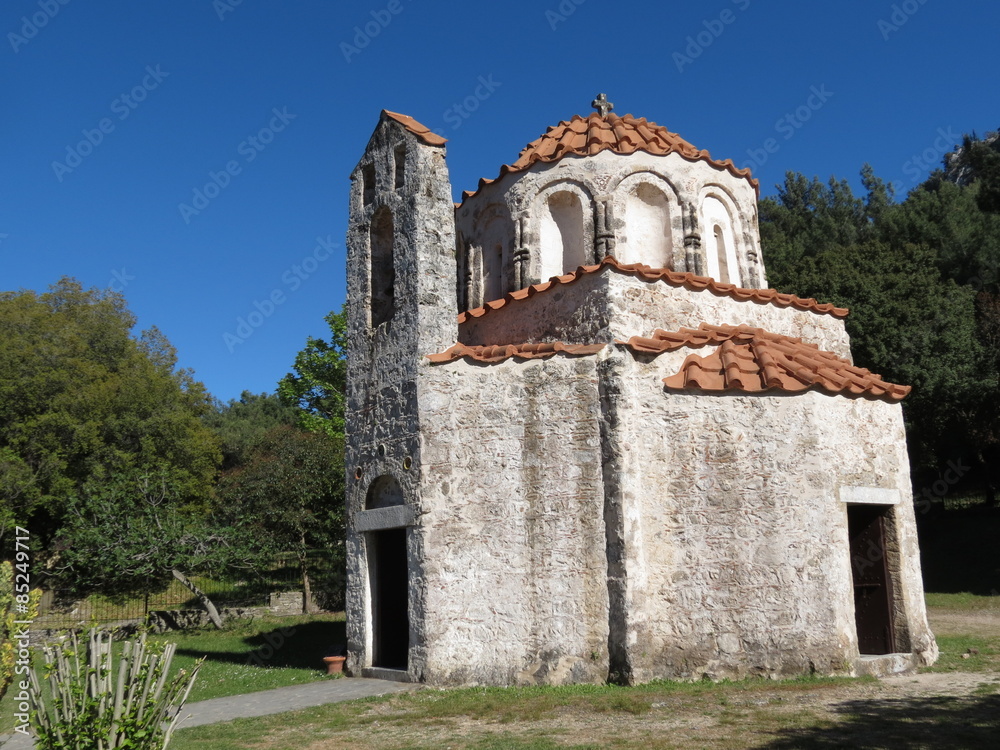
591,93,614,117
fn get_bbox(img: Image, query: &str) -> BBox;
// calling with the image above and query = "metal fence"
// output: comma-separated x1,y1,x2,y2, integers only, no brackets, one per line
33,553,339,629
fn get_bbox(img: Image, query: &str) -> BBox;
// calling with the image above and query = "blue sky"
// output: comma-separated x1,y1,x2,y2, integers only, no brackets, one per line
3,0,998,402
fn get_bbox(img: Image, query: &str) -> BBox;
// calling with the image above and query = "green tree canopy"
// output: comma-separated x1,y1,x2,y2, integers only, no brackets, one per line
277,305,347,436
0,278,221,558
216,426,345,611
761,164,999,496
203,391,300,471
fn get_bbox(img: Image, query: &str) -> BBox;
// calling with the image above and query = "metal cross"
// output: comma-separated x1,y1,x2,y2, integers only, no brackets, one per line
592,93,614,117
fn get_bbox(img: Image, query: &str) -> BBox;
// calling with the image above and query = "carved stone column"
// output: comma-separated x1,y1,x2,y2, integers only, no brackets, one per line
513,217,531,289
682,201,703,276
594,196,616,261
467,243,480,309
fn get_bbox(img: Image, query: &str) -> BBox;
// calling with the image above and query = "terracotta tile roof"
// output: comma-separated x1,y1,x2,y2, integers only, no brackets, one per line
457,256,849,324
461,112,758,202
427,341,606,364
383,110,448,146
622,323,909,401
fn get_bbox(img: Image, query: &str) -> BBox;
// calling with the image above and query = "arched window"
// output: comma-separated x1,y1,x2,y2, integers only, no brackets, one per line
370,207,395,327
484,243,504,302
366,474,404,510
539,191,586,280
702,196,741,286
623,182,673,269
713,225,730,283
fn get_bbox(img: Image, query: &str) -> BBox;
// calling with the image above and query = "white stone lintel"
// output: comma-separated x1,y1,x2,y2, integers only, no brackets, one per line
354,504,415,531
839,486,900,506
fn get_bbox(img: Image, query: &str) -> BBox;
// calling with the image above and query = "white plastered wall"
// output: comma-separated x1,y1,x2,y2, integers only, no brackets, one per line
454,149,763,296
701,191,742,286
615,172,679,269
535,181,593,281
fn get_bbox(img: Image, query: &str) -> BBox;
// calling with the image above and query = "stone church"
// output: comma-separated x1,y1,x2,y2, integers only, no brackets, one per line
342,96,938,686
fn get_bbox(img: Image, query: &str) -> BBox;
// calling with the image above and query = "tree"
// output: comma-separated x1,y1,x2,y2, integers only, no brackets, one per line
203,391,300,471
217,426,345,613
52,467,268,628
760,170,993,491
0,278,221,566
277,305,347,436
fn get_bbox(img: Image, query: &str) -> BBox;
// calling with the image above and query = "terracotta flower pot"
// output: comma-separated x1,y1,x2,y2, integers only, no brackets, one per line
323,655,347,675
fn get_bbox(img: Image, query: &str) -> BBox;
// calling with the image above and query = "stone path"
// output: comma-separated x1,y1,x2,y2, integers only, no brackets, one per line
0,677,420,749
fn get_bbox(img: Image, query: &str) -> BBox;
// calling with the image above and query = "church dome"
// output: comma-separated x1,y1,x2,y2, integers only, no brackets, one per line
462,109,758,202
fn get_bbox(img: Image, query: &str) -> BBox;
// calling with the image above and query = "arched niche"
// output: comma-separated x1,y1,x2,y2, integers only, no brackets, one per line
473,205,513,304
366,474,404,510
535,183,592,281
370,206,396,327
615,174,679,269
700,192,742,286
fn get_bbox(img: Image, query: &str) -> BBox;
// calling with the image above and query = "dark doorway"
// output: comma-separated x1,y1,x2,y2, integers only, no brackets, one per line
848,505,896,655
370,528,409,670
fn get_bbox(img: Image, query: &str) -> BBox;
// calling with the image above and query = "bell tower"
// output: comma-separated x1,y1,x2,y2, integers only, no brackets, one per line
344,111,457,678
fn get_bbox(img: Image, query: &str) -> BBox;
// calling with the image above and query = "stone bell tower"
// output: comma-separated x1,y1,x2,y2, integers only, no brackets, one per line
343,111,457,679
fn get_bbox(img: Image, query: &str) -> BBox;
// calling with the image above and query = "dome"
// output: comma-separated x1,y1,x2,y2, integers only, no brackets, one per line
461,111,757,202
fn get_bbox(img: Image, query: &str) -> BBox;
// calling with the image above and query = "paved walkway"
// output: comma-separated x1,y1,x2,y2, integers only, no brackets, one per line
0,677,420,749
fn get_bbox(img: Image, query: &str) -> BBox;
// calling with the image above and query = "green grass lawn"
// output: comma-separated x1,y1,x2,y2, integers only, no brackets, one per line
169,676,867,750
166,593,1000,750
0,612,345,735
6,594,999,748
158,612,346,702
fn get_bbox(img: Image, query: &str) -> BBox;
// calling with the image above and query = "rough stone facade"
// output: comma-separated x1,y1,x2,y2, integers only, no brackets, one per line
343,106,938,686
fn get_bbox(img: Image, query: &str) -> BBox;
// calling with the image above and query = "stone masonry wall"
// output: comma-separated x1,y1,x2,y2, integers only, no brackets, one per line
607,348,936,681
459,271,852,361
344,114,458,677
416,355,609,686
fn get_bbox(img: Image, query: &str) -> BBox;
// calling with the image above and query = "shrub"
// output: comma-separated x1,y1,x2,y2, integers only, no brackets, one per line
0,560,41,701
30,631,202,749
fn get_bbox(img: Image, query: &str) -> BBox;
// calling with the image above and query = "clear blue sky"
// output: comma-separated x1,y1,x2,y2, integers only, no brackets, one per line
3,0,998,402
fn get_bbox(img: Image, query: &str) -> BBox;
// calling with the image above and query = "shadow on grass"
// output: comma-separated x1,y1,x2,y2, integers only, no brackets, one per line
761,693,1000,749
175,620,346,671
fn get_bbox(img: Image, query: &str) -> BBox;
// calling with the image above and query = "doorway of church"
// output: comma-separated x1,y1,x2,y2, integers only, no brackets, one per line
848,505,897,655
369,527,410,670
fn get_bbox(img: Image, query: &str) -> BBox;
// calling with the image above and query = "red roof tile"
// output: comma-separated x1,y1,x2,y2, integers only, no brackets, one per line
622,324,909,402
461,112,758,202
457,256,849,324
383,110,448,146
427,341,606,364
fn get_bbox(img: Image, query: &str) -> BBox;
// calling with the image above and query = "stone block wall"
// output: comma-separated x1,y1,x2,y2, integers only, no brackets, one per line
606,349,936,681
416,355,609,685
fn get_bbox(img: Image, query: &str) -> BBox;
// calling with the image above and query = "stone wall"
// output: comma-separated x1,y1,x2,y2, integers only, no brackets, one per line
607,348,936,681
456,149,764,295
344,112,458,678
458,270,852,361
416,355,609,685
